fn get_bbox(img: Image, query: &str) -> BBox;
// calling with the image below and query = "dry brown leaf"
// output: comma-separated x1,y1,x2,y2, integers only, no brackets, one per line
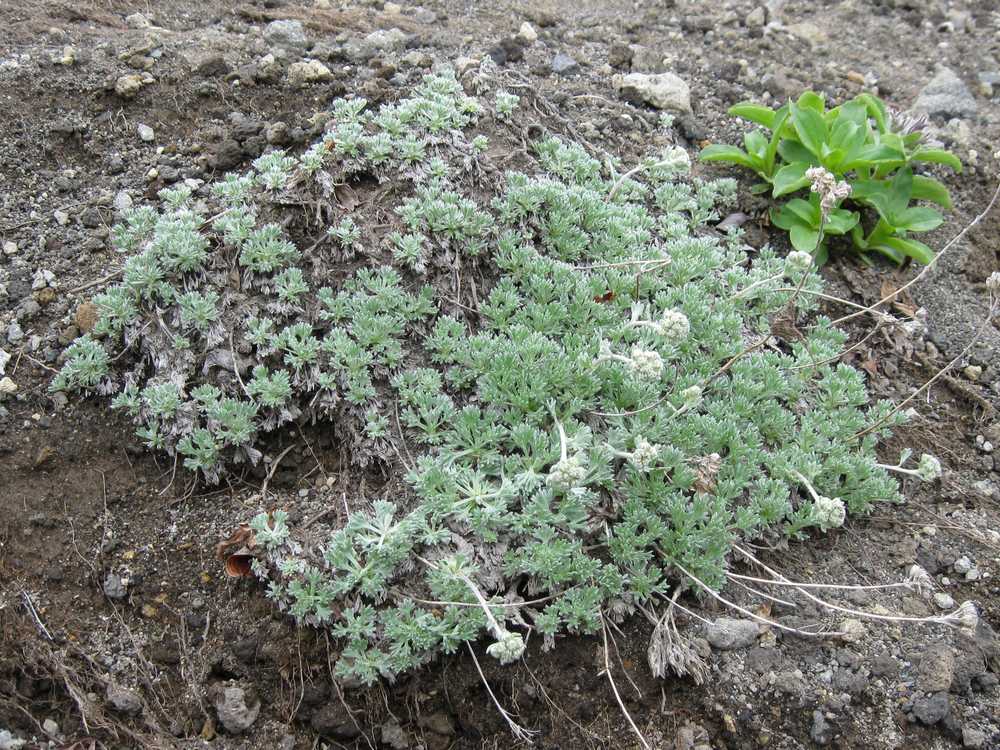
692,453,722,495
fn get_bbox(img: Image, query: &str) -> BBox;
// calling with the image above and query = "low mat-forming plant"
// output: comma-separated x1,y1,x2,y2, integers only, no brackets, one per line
56,70,942,688
701,90,961,265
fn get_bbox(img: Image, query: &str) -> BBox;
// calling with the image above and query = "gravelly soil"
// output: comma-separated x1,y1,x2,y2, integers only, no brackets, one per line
1,1,1000,749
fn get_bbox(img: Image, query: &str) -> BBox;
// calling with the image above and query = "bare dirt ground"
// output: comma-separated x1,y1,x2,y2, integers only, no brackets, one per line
1,1,1000,748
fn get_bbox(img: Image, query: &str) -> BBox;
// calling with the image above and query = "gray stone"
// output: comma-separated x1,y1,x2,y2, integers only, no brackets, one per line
6,321,24,345
311,703,359,739
418,712,454,736
213,684,260,734
810,710,835,745
745,7,766,27
918,643,955,692
42,719,59,737
978,72,999,98
137,124,154,142
0,729,27,749
912,691,950,725
608,42,633,69
345,28,407,62
786,22,826,48
746,646,782,673
380,719,409,749
115,74,144,99
413,8,437,24
551,53,578,75
705,617,759,650
106,683,142,715
832,668,867,697
102,573,128,599
613,72,692,114
264,20,308,52
125,12,151,29
934,592,956,610
962,727,987,749
288,59,333,86
913,67,977,119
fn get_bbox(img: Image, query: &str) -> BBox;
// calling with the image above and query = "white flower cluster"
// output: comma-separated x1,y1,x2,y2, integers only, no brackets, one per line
806,166,852,218
812,494,846,531
629,436,661,471
547,453,588,491
681,384,702,406
784,250,814,277
657,309,690,341
987,271,1000,295
628,347,664,382
917,453,942,482
486,629,527,664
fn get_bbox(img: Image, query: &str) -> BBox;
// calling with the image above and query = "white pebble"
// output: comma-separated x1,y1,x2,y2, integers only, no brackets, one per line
933,592,956,610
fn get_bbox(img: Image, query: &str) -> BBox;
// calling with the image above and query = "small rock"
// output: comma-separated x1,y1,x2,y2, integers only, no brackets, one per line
962,727,987,749
839,618,865,643
381,719,409,749
265,122,291,145
518,22,538,44
397,51,428,69
934,592,956,610
211,140,244,170
2,241,16,256
551,53,578,75
42,719,59,737
912,691,950,725
54,210,69,226
31,269,55,291
115,74,144,99
964,365,982,381
137,124,154,142
786,22,826,47
418,712,455,736
953,556,973,575
311,703,360,740
454,56,479,77
345,28,407,62
745,7,766,27
0,377,16,399
264,20,309,52
613,72,692,114
413,8,437,24
106,683,142,715
608,41,633,69
54,46,76,66
913,67,977,120
918,643,955,692
810,711,835,746
102,572,127,599
706,617,759,650
6,321,24,345
288,59,333,86
124,13,151,28
213,684,260,734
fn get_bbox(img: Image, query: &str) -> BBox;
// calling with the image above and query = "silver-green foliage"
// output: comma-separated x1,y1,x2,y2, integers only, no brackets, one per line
54,70,904,683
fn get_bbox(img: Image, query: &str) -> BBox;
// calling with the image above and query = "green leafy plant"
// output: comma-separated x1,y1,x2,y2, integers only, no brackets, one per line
53,71,928,690
701,90,961,264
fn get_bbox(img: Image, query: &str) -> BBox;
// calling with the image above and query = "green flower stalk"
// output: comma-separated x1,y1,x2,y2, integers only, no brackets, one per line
546,403,588,492
876,453,941,482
